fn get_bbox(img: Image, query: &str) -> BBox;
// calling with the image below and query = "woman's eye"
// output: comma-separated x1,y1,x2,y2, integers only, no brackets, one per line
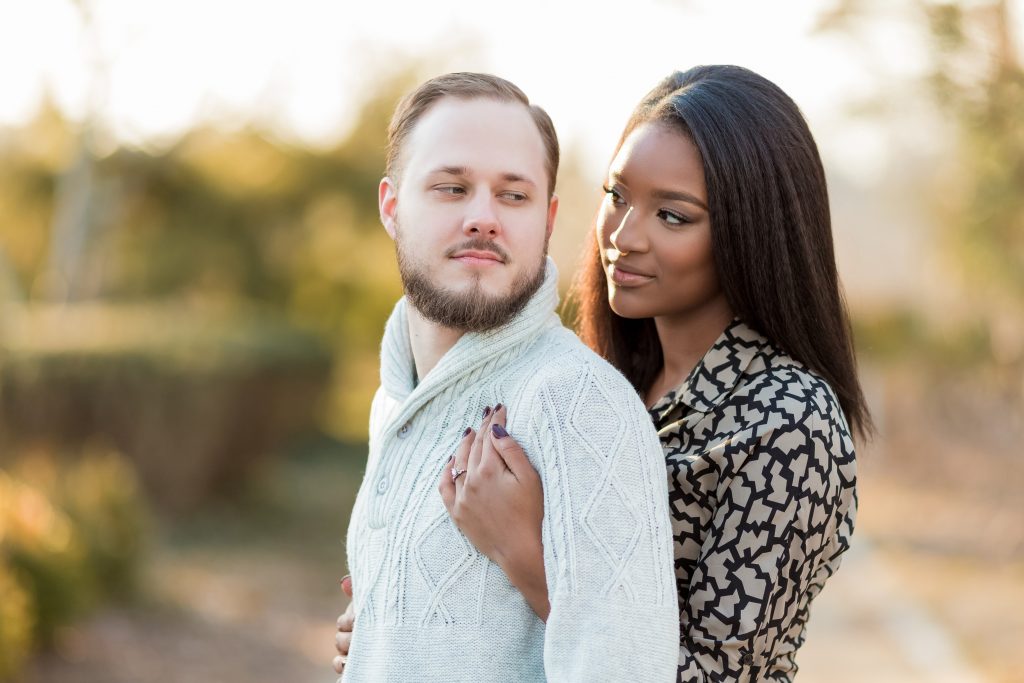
658,209,690,226
601,185,625,206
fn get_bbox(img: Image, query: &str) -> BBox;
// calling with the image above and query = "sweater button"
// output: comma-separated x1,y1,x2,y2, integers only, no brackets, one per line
397,422,411,438
376,478,389,494
740,653,753,665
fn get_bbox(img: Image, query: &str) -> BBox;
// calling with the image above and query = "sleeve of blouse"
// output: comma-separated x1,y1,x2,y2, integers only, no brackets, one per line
675,410,854,682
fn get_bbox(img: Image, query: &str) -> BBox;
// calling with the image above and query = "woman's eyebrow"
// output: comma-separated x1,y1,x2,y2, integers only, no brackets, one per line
651,188,708,210
608,171,708,210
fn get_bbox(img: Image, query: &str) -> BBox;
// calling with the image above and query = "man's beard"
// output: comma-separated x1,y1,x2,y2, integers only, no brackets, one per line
395,225,548,333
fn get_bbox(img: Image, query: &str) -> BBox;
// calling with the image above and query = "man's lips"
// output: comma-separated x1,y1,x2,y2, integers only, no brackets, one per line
452,249,504,264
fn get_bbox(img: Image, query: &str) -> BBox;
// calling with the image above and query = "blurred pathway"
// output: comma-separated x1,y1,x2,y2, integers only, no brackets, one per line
18,547,341,683
17,446,995,683
22,536,991,683
798,540,988,683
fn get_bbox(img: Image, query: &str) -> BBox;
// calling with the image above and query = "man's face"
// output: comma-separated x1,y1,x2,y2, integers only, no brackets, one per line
379,97,558,332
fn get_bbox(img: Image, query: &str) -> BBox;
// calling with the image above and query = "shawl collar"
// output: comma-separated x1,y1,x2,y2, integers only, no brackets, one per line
379,257,561,426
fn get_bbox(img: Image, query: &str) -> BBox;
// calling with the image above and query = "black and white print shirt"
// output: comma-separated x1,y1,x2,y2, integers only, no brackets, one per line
648,319,857,682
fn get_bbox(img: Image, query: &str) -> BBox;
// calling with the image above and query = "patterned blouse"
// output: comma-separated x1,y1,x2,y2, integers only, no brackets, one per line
648,319,857,682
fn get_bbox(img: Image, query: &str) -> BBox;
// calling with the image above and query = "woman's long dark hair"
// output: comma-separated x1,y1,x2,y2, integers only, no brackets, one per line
571,65,873,441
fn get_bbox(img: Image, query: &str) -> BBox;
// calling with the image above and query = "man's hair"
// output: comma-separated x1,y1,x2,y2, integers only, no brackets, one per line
385,72,560,197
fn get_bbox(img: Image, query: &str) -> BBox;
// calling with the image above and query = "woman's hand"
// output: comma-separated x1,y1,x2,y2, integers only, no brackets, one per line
333,575,353,679
438,404,550,621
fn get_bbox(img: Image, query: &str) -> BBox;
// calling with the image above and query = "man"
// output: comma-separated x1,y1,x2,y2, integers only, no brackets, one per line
338,72,678,682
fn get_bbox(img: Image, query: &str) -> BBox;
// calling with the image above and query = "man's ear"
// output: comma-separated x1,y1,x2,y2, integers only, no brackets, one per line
545,194,559,240
379,177,399,240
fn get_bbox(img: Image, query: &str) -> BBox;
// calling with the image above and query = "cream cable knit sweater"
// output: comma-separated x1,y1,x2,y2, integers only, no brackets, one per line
343,259,679,682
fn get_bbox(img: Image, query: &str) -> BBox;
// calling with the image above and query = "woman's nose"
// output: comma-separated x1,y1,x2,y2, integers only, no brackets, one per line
609,206,644,254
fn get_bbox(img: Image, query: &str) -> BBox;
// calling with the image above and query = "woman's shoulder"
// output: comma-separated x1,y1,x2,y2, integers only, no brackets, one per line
732,341,853,443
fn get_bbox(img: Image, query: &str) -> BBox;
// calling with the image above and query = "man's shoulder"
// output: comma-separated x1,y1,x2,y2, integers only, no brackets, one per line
515,326,642,407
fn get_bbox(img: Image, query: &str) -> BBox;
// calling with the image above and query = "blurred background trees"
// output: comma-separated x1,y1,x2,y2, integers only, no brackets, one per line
927,0,1024,370
0,58,418,682
1,0,1023,680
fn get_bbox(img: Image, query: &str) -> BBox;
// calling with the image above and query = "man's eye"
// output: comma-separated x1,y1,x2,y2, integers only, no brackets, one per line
501,192,527,201
437,186,465,195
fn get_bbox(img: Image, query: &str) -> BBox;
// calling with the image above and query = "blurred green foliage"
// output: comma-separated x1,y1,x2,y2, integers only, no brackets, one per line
926,1,1024,357
854,309,992,366
0,469,95,647
0,558,33,682
0,73,418,443
0,446,146,665
824,0,1024,373
52,449,148,597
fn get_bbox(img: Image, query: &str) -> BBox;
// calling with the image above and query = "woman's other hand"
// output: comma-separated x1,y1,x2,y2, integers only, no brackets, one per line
333,575,353,678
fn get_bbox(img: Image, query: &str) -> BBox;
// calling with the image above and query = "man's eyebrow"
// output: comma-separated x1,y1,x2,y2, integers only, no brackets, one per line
501,172,536,187
429,165,469,177
427,167,537,188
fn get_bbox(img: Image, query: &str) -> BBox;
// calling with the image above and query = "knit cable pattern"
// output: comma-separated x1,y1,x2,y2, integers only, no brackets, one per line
343,259,680,682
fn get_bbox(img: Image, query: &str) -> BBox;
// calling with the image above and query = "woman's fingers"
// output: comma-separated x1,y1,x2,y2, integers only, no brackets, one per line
439,426,474,508
466,405,497,477
334,578,355,676
488,416,539,484
336,602,354,632
460,412,486,479
335,630,352,655
333,614,351,672
478,404,508,474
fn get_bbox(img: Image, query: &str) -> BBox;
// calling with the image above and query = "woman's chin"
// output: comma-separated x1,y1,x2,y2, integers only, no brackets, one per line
608,294,651,320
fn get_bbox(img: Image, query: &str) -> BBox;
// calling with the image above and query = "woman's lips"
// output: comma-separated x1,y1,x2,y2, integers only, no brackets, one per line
608,263,654,286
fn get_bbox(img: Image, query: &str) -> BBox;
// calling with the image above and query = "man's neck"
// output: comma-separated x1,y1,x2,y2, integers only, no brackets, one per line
407,304,465,384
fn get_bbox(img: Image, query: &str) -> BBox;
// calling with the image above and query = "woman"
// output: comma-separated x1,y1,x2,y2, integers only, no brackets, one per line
336,65,869,681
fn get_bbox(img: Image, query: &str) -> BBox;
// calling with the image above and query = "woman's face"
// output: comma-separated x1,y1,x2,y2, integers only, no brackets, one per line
597,121,727,322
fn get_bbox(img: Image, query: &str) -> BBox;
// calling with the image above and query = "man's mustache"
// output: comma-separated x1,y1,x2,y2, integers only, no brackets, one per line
445,239,510,263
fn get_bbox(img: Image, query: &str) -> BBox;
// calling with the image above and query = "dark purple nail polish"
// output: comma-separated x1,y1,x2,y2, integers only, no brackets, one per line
448,455,454,462
494,403,503,412
492,423,508,438
483,406,491,418
462,427,472,437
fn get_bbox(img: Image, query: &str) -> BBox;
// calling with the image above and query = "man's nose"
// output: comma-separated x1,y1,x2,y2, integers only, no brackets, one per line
463,195,501,238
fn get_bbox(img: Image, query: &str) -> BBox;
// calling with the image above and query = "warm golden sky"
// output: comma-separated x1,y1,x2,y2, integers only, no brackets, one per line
8,0,1021,308
0,0,972,180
